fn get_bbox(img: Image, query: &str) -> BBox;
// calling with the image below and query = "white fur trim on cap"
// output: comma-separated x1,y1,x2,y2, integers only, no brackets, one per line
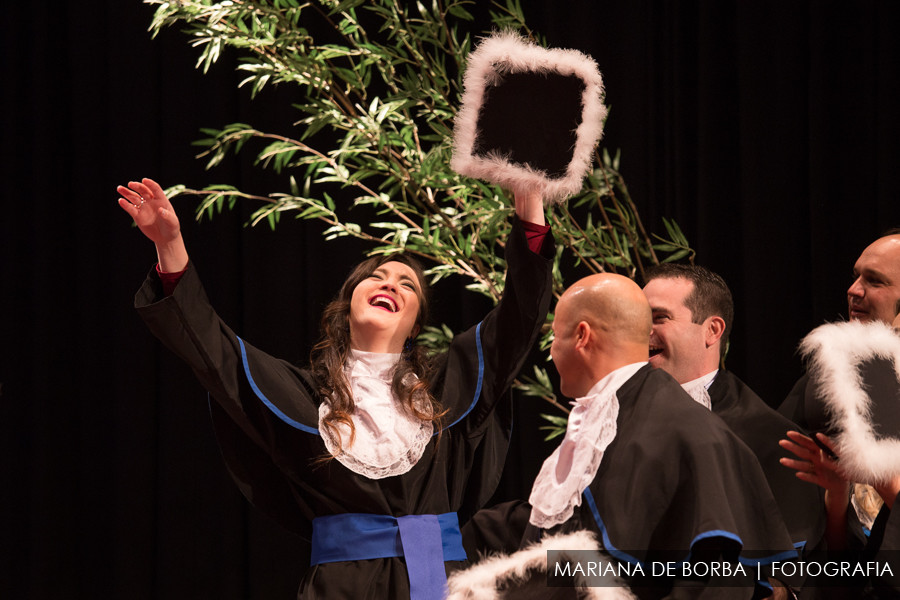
800,320,900,483
451,31,608,205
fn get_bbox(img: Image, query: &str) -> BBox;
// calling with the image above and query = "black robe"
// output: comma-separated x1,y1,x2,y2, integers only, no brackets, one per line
135,218,554,599
463,367,797,599
777,374,825,435
709,370,826,556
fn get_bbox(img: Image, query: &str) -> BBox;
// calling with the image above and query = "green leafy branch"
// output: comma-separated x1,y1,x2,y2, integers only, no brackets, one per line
147,0,694,437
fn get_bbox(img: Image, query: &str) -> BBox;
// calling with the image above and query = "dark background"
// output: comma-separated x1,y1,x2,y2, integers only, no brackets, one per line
2,1,899,598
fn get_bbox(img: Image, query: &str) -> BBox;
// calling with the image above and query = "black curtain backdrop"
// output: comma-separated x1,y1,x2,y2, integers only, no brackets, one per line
2,1,899,598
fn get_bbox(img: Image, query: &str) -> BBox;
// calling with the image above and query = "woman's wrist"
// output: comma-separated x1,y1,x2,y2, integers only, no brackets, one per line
514,189,545,225
156,236,189,273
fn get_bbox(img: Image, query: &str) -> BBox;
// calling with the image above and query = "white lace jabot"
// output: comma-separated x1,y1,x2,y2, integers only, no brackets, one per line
680,370,718,410
528,362,646,529
319,349,432,479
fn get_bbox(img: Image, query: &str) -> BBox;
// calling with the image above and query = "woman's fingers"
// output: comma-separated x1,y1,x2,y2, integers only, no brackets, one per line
815,433,838,453
779,437,813,461
784,430,821,454
117,184,144,207
128,180,153,202
779,456,812,473
143,178,167,201
785,430,814,445
779,452,831,489
780,434,848,494
779,432,824,479
117,197,140,219
118,179,176,244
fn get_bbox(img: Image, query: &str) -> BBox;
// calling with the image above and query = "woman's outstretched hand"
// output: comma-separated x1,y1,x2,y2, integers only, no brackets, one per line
779,431,847,493
117,178,180,245
780,430,852,549
117,178,189,272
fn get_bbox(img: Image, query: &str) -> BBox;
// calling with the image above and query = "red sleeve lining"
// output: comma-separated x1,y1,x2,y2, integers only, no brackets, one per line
520,220,551,254
157,264,187,296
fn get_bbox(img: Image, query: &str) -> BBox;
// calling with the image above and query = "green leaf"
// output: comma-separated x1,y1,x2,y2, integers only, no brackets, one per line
661,248,692,263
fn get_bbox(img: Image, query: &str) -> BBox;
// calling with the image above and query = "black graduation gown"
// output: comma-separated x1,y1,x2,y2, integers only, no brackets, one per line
777,374,829,436
802,493,900,600
552,367,797,598
463,367,798,599
134,218,554,599
709,370,826,556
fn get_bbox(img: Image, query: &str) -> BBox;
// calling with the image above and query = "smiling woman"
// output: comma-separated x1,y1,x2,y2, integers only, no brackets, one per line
347,258,425,354
117,177,555,599
313,253,436,467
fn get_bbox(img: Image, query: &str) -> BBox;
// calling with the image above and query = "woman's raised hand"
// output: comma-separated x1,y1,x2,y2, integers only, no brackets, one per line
780,431,852,548
117,178,181,244
118,178,189,272
779,430,847,493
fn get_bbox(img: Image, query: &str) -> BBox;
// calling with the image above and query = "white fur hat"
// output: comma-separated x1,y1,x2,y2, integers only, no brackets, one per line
451,31,608,205
800,320,900,484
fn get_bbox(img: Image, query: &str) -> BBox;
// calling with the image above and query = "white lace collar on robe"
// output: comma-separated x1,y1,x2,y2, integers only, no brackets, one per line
528,361,647,529
680,369,718,410
319,349,432,479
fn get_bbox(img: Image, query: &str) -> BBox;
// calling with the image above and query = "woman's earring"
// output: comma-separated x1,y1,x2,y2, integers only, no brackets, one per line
403,337,414,355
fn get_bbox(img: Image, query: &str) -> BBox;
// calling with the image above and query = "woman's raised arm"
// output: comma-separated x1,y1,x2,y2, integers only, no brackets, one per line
513,188,545,226
117,177,189,273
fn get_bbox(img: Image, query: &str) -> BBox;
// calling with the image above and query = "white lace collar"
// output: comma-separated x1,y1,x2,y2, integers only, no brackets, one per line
680,369,718,410
319,349,432,479
528,362,647,529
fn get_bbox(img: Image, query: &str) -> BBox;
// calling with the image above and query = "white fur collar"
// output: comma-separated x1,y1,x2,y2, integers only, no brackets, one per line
800,320,900,483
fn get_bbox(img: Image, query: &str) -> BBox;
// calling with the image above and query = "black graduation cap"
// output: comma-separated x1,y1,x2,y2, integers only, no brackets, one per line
799,320,900,483
451,32,608,204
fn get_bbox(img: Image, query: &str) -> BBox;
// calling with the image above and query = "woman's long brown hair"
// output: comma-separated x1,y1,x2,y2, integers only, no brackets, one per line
309,253,445,457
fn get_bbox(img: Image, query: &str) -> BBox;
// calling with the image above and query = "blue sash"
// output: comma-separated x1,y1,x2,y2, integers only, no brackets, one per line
311,512,467,600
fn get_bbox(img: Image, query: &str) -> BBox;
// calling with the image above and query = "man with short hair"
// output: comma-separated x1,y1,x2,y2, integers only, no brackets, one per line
642,265,824,556
642,265,732,406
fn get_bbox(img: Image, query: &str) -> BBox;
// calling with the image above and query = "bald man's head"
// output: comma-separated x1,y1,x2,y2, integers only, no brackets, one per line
848,233,900,324
560,273,652,344
550,273,651,397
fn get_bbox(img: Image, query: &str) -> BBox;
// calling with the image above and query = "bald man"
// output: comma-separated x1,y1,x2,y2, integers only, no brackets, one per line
776,232,900,597
459,275,796,598
779,230,900,428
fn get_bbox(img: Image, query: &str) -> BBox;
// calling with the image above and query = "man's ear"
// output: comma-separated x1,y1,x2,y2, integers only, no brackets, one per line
704,316,726,348
574,321,591,350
